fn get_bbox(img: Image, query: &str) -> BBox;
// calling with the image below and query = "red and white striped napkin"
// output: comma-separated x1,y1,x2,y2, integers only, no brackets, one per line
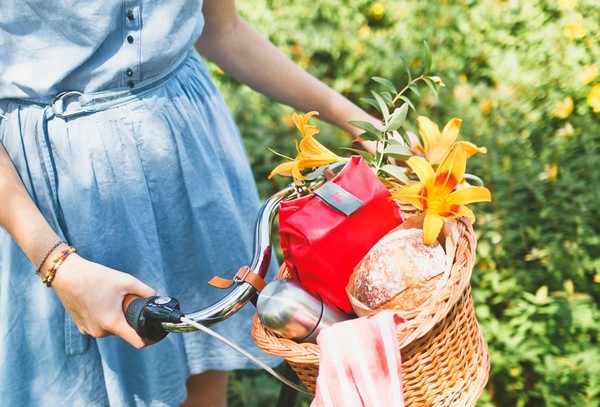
311,310,406,407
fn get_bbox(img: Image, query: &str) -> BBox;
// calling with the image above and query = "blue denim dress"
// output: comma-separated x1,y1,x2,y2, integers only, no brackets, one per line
0,1,279,406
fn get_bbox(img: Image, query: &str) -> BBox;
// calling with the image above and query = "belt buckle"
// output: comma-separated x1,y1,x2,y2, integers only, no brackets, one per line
52,90,85,118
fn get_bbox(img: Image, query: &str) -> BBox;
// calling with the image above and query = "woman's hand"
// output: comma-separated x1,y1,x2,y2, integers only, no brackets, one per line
49,251,156,349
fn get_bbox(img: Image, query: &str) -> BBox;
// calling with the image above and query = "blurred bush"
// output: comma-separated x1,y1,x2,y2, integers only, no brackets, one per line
210,1,600,405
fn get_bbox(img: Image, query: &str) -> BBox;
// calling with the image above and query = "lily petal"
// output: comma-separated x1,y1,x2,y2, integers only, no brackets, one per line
441,118,461,143
430,118,461,164
423,213,445,245
438,204,476,222
458,141,487,158
269,161,299,179
406,156,436,186
430,144,465,198
447,186,492,206
299,136,338,158
453,205,476,222
417,116,462,165
292,165,306,181
392,182,425,210
293,111,320,138
417,116,440,148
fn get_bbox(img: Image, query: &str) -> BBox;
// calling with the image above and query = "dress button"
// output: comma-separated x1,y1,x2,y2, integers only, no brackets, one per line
126,68,134,77
127,35,134,44
127,10,134,20
127,80,135,88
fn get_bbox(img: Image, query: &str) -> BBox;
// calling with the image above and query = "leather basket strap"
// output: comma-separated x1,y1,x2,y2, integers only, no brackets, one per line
208,266,267,292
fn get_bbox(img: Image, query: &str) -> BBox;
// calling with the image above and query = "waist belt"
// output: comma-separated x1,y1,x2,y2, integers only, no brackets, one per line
7,51,190,119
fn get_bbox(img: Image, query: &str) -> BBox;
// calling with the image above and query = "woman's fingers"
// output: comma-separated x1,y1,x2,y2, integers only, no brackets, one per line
111,316,153,349
51,255,158,347
121,274,156,300
114,276,157,348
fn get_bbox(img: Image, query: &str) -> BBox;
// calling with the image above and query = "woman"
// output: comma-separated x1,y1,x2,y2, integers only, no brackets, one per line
0,1,377,405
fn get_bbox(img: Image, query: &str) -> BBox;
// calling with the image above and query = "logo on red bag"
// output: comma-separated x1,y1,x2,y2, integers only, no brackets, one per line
315,182,364,217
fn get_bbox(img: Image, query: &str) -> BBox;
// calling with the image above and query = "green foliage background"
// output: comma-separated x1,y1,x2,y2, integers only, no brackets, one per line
210,1,600,406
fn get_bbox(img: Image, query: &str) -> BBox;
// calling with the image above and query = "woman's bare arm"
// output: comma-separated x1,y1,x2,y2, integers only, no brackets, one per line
0,144,154,348
195,0,380,139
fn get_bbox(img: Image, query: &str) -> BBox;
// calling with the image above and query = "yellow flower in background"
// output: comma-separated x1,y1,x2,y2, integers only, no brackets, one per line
563,21,586,40
369,2,385,20
556,122,575,138
552,96,574,119
587,84,600,113
412,116,487,166
480,98,493,115
581,65,598,84
392,144,492,245
269,111,348,180
539,163,558,182
559,0,577,9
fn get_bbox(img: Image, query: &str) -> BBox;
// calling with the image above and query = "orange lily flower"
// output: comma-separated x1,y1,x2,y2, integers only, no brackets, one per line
269,111,348,180
413,116,487,166
392,143,492,245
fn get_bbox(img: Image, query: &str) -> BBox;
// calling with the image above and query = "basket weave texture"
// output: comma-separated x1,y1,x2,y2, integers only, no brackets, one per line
252,216,490,406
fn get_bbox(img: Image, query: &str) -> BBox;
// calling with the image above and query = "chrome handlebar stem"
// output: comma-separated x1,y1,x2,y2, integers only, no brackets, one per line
162,162,345,333
161,162,346,333
161,185,294,332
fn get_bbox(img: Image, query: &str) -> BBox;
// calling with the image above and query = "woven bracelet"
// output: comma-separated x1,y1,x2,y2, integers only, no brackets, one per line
35,240,66,274
42,246,76,288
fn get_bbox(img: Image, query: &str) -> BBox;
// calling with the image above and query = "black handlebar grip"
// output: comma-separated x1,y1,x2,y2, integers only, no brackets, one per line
124,296,147,333
123,295,169,342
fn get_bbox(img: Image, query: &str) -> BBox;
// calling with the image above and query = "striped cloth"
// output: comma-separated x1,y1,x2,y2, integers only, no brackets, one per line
311,310,406,407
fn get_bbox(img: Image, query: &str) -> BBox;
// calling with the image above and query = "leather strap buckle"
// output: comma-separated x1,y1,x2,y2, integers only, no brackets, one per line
52,91,86,118
208,266,267,293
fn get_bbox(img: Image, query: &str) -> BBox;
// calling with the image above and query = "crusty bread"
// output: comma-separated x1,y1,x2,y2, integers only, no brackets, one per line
350,228,447,313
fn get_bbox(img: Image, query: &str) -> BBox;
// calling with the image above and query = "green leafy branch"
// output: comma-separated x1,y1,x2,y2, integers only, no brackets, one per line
347,42,444,184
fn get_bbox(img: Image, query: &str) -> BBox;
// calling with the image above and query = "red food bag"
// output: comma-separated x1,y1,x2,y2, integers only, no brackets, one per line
278,156,404,313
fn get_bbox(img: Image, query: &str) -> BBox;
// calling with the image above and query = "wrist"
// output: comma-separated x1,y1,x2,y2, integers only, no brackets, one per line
34,239,67,275
37,244,75,287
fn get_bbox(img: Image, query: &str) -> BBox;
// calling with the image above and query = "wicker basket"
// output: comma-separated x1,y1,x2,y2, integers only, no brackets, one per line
252,216,490,406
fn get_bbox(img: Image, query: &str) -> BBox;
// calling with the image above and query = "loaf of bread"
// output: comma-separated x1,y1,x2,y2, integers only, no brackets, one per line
348,228,447,313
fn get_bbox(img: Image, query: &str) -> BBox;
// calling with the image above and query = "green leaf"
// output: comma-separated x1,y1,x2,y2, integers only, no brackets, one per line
384,104,409,132
422,40,432,75
340,147,375,162
409,84,421,97
380,91,393,106
400,56,412,83
349,120,383,134
381,164,410,184
350,130,377,142
422,77,439,100
349,120,383,140
382,143,412,161
359,97,380,112
372,76,397,93
304,165,328,181
394,129,413,147
372,91,390,120
399,96,416,111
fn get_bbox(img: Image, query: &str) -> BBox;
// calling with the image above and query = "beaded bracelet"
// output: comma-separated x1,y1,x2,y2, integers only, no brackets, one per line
35,239,66,275
42,246,76,288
